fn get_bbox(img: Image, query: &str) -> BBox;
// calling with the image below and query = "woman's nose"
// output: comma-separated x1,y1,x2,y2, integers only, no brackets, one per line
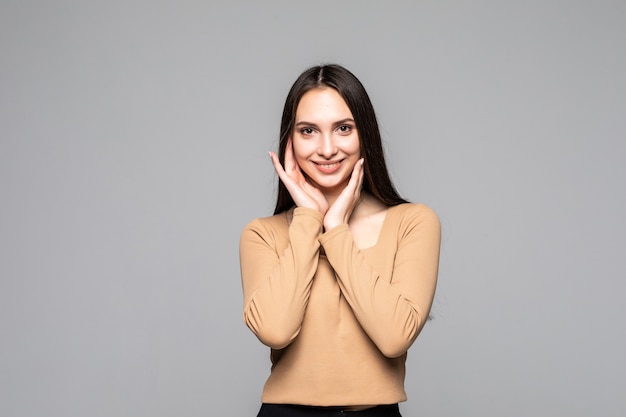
318,133,338,158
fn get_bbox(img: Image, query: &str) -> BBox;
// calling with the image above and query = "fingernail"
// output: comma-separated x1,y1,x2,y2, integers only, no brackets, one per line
268,151,273,158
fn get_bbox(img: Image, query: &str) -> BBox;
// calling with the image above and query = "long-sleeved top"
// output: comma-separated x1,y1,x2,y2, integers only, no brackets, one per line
239,203,440,406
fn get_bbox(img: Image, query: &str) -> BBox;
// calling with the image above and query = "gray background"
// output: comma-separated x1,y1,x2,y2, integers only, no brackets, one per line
1,1,624,416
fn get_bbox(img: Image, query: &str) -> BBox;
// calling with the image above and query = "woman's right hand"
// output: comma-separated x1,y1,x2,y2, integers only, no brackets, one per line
269,139,328,215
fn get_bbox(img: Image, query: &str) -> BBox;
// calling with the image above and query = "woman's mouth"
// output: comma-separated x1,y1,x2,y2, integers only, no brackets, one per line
313,160,343,174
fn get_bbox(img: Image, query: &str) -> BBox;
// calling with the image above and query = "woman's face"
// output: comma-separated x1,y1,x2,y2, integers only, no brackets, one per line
291,87,360,196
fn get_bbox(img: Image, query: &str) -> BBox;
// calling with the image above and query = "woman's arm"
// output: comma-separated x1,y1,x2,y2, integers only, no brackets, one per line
240,208,323,349
320,204,441,358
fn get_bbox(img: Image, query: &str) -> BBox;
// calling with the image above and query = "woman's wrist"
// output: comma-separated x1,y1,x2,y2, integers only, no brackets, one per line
323,217,346,231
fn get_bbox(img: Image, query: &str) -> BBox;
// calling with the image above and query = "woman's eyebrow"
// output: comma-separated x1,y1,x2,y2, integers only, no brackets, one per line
333,118,355,126
295,118,355,127
295,120,318,127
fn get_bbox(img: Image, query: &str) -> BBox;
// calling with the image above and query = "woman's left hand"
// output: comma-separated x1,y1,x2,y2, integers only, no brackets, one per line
323,158,364,231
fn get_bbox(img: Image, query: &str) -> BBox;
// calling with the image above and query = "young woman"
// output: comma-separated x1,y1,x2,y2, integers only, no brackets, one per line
240,64,441,417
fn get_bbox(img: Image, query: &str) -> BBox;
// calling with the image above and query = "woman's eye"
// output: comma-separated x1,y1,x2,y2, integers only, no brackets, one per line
337,125,353,133
300,127,314,135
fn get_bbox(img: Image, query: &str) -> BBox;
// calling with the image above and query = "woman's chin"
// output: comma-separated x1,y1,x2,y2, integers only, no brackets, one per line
311,179,349,196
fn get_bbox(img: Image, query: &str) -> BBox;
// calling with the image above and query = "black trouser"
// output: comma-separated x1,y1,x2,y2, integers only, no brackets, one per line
256,403,402,417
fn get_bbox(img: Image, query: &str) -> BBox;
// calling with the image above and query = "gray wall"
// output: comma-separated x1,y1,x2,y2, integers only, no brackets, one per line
1,1,624,416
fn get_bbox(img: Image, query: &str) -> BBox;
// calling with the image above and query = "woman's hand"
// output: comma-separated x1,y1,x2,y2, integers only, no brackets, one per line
269,140,329,215
323,158,364,231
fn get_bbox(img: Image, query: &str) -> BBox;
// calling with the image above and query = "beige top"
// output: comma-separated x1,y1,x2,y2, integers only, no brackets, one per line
239,203,440,406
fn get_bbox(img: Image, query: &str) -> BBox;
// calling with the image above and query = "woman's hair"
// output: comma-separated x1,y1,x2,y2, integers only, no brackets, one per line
273,64,408,215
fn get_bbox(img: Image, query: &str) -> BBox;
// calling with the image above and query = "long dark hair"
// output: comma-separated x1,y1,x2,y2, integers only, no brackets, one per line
274,64,408,215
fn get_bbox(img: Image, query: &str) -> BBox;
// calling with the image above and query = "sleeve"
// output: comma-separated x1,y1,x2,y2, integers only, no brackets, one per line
319,204,441,358
240,207,323,349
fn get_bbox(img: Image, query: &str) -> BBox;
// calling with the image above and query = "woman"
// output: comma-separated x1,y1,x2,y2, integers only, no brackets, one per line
240,64,441,417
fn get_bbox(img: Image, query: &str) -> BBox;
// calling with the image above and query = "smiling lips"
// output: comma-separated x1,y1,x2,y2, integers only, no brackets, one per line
313,159,344,174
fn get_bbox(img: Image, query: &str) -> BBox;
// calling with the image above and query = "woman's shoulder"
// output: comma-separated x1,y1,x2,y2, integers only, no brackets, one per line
389,202,439,222
241,211,290,236
385,203,440,241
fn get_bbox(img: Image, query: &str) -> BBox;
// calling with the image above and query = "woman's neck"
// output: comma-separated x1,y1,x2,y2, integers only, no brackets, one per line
349,193,388,221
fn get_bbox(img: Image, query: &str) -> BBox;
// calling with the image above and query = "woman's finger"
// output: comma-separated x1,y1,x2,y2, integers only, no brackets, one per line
347,158,364,196
283,138,298,176
269,151,288,181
